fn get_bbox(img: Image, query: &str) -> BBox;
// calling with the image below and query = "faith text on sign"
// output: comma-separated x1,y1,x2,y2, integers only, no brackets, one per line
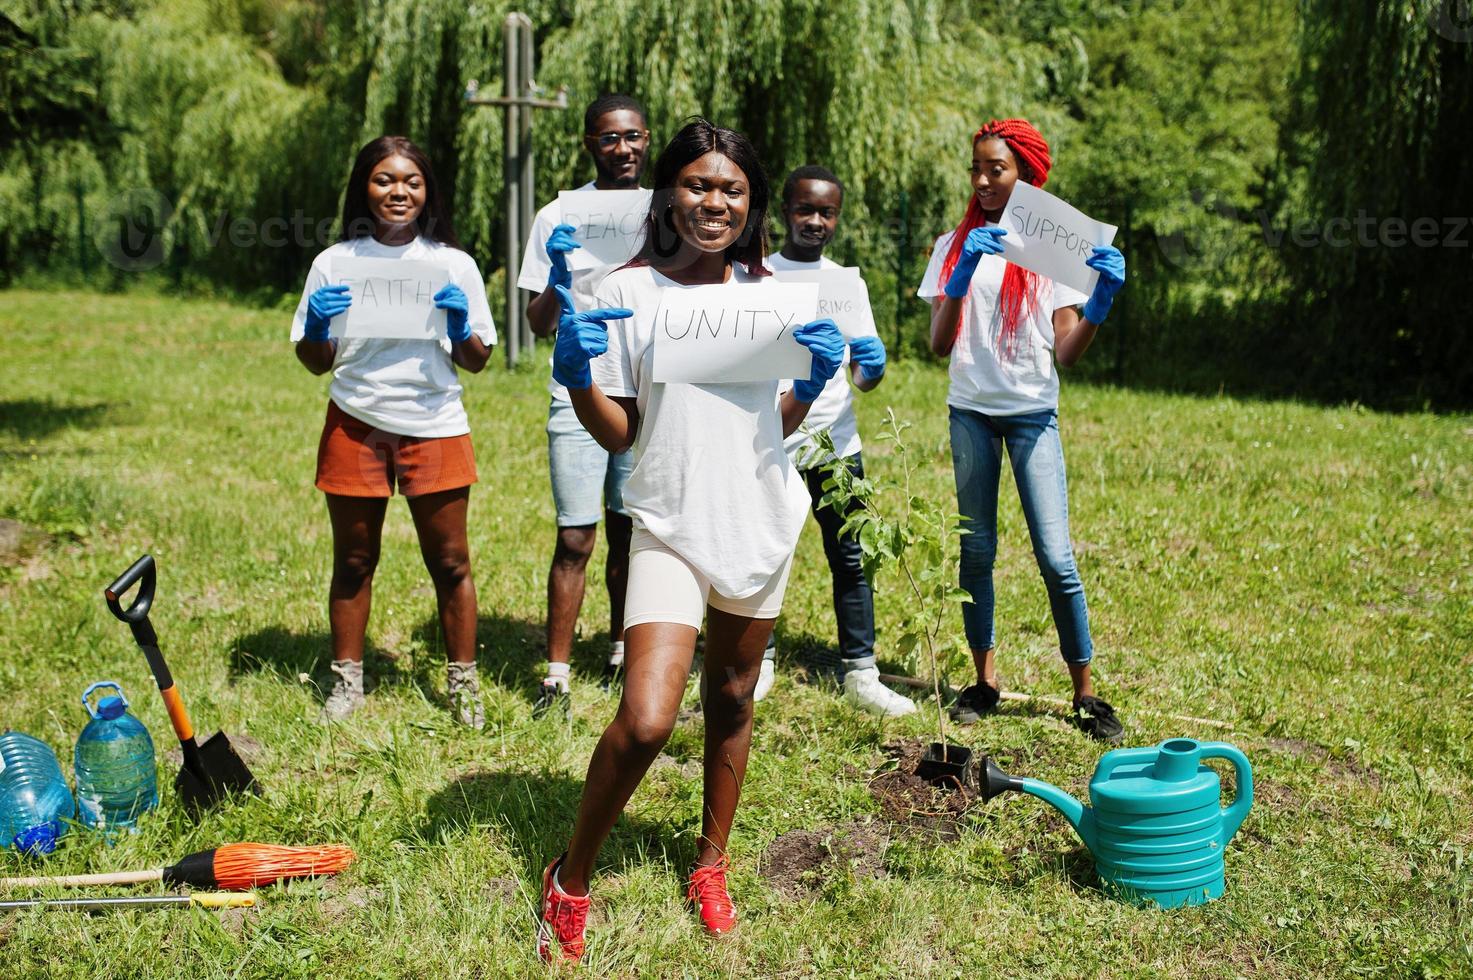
652,282,819,384
328,257,449,340
558,189,653,269
997,181,1118,295
767,267,877,340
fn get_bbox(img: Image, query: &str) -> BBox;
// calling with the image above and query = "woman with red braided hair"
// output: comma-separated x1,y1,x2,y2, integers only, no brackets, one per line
917,118,1127,741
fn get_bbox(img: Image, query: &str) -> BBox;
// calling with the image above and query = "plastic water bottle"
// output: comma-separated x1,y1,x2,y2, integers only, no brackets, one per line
73,681,157,832
0,731,75,854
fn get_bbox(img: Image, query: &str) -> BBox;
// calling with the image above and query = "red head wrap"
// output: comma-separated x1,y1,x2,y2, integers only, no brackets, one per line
938,119,1052,361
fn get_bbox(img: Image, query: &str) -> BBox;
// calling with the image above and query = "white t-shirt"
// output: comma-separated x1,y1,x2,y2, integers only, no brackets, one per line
591,264,811,598
518,182,628,403
917,228,1087,416
766,252,862,467
291,236,497,438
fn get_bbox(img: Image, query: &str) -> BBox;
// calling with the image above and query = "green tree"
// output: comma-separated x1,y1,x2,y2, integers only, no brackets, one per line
1278,0,1473,404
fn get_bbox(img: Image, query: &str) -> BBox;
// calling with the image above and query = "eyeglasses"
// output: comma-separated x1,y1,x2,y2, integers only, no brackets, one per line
590,130,649,148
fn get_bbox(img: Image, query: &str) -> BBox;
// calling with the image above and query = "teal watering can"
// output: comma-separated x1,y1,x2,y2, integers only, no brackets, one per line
981,738,1252,909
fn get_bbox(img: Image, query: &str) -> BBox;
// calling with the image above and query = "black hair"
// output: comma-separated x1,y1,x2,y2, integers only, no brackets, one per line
583,93,648,133
339,136,462,248
781,164,844,208
632,118,771,276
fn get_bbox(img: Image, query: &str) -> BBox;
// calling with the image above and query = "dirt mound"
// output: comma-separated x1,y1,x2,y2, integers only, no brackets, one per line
867,740,979,839
760,821,889,900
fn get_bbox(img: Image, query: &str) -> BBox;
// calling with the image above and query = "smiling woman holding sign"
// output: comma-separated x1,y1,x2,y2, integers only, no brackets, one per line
291,136,495,730
532,119,845,964
920,118,1127,743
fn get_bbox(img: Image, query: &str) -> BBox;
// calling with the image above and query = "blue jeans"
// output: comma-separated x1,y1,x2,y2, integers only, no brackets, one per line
546,400,633,527
948,407,1093,665
762,454,877,675
805,454,876,673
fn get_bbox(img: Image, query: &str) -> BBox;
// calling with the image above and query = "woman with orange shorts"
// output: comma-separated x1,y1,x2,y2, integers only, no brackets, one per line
291,136,496,727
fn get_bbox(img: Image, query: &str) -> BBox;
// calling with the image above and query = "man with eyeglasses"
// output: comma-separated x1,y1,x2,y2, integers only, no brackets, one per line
518,93,651,718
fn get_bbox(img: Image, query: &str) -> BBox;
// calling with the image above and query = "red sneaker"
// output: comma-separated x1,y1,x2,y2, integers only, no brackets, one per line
537,856,590,964
687,856,737,936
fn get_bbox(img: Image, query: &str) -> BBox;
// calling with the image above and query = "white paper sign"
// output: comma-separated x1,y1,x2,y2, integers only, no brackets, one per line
328,257,449,340
652,282,819,384
558,189,652,269
767,267,878,340
996,182,1117,295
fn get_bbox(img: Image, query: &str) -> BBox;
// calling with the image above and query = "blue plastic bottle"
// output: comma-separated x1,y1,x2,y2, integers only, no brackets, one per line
73,681,158,832
0,731,75,854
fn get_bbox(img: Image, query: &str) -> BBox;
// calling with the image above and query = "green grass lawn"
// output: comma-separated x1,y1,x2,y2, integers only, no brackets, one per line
1,288,1470,978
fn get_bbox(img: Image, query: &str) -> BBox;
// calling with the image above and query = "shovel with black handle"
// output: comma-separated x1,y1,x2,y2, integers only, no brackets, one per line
104,554,259,816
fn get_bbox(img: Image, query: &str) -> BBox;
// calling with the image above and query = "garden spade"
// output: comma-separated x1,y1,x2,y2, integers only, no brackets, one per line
104,555,259,816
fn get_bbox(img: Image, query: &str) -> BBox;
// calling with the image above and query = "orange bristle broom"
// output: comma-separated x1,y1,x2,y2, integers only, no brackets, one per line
0,843,355,891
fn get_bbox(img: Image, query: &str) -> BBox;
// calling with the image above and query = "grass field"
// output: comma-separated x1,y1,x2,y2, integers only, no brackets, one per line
1,289,1470,978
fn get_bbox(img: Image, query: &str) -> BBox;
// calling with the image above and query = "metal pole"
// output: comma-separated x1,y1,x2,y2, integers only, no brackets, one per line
516,13,535,357
502,15,523,367
75,181,89,278
895,189,910,361
1114,199,1130,384
464,12,568,367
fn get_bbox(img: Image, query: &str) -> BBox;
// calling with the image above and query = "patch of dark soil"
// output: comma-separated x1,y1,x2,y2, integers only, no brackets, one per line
481,876,523,907
0,519,50,564
214,904,255,939
1262,736,1381,788
1252,777,1299,809
1240,777,1301,845
760,820,889,901
867,740,979,839
321,884,380,921
229,733,263,762
649,752,702,780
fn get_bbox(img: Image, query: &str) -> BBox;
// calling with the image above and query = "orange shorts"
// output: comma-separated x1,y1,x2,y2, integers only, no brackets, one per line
315,401,477,498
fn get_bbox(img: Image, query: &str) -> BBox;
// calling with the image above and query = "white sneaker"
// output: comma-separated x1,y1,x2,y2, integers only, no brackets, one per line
752,659,776,702
843,667,917,717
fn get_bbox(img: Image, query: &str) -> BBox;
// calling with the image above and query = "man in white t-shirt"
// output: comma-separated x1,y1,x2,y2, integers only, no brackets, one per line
764,166,917,717
516,94,650,717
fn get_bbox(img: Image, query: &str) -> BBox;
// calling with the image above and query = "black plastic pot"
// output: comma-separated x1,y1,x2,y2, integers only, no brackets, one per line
916,742,974,789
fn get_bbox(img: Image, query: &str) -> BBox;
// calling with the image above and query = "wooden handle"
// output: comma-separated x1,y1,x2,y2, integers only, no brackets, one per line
0,868,162,888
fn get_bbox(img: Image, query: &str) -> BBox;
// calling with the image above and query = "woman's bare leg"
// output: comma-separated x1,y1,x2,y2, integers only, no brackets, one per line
695,607,772,866
559,621,697,894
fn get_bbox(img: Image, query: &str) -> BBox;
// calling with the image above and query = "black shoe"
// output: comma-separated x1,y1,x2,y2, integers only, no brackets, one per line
600,660,623,692
1073,695,1124,743
949,682,1001,724
532,680,570,719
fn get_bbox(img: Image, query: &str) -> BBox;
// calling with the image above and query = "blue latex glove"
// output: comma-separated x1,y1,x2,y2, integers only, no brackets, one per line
1082,246,1126,324
848,335,887,382
791,318,846,402
551,284,632,390
434,283,471,343
545,223,581,291
943,226,1008,298
304,284,351,341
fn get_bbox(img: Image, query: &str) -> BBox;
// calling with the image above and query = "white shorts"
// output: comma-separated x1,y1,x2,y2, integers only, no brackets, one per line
624,527,793,629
